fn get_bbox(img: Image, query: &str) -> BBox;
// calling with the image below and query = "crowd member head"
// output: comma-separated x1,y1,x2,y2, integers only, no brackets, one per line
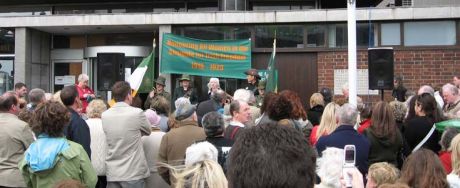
77,74,90,89
405,95,418,122
342,83,349,98
27,88,46,110
179,74,191,88
315,102,340,142
398,149,448,188
111,81,132,104
14,82,28,98
316,148,343,188
440,127,459,151
202,111,225,137
144,109,161,127
366,162,400,188
0,91,20,115
394,76,403,88
260,92,276,114
151,96,171,115
337,103,359,126
167,141,226,188
279,90,307,121
175,97,191,110
244,69,260,84
357,96,365,112
230,100,250,124
207,77,220,93
320,87,333,105
442,83,460,105
233,89,251,104
310,92,324,109
453,74,460,88
30,101,70,137
60,85,79,108
155,75,167,92
370,101,397,141
227,122,316,188
415,93,441,122
266,94,292,121
360,106,372,121
389,101,407,123
211,89,227,105
451,134,460,175
86,99,107,119
418,85,435,96
378,183,410,188
175,102,197,122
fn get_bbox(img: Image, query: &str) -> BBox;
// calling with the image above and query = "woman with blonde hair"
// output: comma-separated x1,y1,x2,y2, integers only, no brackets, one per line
85,99,108,188
307,93,325,126
309,102,340,145
366,162,400,188
447,134,460,187
161,141,227,188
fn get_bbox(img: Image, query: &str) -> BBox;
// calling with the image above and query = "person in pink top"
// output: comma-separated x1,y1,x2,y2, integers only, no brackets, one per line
76,74,95,113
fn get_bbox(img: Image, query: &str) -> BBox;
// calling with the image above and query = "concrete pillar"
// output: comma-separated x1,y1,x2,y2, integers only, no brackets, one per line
159,25,172,93
14,27,51,92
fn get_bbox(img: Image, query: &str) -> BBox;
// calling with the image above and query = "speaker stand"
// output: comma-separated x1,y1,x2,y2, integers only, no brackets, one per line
380,89,384,101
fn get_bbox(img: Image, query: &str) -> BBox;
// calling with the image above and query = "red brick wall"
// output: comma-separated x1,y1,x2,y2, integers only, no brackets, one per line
317,48,460,104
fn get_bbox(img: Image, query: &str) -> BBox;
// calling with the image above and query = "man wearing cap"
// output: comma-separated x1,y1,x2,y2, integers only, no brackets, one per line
172,74,198,105
243,69,260,96
157,102,206,184
255,80,266,108
144,75,171,110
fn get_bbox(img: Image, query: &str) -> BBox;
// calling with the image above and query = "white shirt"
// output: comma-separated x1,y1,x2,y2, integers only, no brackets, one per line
86,118,107,176
229,120,245,128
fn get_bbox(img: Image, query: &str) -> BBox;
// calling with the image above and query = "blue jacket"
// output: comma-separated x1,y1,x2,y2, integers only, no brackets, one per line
63,109,91,158
316,125,370,175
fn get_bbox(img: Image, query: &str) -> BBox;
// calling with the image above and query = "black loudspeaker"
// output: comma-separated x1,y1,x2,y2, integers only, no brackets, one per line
368,48,394,90
97,53,125,91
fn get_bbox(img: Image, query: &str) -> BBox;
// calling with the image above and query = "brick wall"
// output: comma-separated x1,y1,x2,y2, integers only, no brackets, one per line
317,48,460,104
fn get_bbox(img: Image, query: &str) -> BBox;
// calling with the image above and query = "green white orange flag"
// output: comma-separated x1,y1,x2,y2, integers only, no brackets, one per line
265,39,277,93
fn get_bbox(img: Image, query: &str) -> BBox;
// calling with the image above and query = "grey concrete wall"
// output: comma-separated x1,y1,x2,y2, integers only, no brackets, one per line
414,0,460,7
14,27,50,92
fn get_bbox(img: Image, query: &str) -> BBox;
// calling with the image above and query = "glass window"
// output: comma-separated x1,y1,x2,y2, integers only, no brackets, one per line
255,25,304,48
0,57,14,95
306,25,326,47
328,23,374,48
404,21,456,46
0,28,14,53
381,23,401,46
174,26,250,40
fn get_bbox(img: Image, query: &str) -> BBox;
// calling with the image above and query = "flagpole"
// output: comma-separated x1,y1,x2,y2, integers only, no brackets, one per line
347,0,357,107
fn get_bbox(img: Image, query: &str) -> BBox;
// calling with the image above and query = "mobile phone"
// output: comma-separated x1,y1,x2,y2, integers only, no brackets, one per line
342,145,356,187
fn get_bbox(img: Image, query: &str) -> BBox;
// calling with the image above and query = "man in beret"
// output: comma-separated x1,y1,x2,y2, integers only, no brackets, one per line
157,102,206,184
243,69,260,96
144,75,171,110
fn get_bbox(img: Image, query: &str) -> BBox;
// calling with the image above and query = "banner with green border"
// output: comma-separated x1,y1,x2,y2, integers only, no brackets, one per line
160,33,251,79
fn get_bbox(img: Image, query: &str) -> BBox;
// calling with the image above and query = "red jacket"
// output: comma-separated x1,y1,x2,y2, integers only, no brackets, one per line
439,151,452,174
358,118,371,134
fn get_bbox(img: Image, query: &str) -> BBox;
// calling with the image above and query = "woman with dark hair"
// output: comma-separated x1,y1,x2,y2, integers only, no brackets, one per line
363,101,403,166
404,93,442,153
150,96,171,132
398,149,448,188
19,101,97,188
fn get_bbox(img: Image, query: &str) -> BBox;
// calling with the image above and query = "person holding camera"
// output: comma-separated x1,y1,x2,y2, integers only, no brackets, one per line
144,75,171,110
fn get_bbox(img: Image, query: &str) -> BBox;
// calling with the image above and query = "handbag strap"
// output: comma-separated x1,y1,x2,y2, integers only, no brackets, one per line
412,124,436,153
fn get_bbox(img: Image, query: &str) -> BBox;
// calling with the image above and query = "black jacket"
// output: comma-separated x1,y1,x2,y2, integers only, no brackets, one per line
172,87,198,105
206,136,234,173
64,109,91,158
404,116,441,154
363,129,403,167
307,105,324,126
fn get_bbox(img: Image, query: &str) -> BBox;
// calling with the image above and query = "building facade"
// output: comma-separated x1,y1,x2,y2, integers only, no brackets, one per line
0,0,459,105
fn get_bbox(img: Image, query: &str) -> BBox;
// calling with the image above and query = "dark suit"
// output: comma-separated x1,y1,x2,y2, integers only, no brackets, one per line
64,109,91,158
316,125,370,175
196,99,222,127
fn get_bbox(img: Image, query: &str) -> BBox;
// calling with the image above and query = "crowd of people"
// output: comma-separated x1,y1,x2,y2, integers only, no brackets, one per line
3,70,460,188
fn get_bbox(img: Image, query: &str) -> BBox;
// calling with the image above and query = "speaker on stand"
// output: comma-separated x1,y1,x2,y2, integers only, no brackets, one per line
368,48,394,101
97,53,125,91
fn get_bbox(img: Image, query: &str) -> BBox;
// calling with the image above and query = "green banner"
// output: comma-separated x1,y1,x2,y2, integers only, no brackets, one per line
160,33,251,79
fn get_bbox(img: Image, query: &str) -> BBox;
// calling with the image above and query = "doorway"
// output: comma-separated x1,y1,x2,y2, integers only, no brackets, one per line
52,61,83,92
